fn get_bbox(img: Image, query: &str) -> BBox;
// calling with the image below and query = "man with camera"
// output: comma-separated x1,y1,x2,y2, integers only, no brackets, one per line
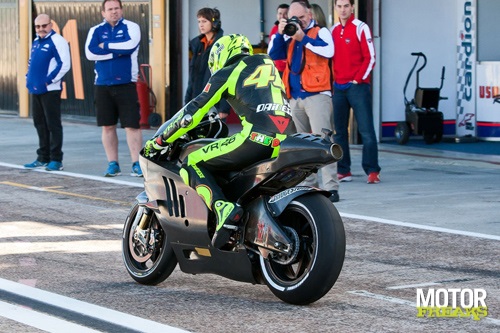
268,1,339,202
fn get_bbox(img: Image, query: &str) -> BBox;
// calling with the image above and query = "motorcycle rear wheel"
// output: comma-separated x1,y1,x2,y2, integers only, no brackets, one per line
122,202,177,285
260,193,345,305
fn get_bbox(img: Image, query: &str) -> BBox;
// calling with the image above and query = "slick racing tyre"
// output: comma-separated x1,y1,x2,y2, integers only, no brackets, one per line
260,193,346,305
122,202,177,285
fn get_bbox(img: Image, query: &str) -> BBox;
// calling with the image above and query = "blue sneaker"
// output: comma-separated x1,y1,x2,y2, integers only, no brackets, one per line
104,161,121,177
24,160,48,169
131,161,143,177
46,161,63,171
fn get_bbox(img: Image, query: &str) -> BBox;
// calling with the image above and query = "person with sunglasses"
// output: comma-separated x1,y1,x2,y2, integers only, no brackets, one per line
24,14,71,171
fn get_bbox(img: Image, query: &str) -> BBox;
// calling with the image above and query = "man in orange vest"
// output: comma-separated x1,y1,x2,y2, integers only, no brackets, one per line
268,1,339,202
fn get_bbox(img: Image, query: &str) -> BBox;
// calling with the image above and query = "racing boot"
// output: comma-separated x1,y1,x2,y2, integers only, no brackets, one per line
212,200,243,248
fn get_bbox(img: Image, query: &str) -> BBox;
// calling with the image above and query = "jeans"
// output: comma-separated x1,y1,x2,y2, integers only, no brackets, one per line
333,84,380,175
31,91,63,163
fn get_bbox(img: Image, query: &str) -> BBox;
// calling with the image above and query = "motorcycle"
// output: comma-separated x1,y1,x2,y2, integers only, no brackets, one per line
122,111,346,305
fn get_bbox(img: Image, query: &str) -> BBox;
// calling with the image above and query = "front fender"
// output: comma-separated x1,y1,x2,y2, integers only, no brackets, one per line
267,186,331,216
136,191,148,204
135,191,160,213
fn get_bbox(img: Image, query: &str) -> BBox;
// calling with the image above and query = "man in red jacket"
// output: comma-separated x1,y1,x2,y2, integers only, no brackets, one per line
267,3,289,77
331,0,381,184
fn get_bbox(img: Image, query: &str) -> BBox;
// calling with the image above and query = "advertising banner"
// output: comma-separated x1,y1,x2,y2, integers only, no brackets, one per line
476,62,500,140
456,0,476,137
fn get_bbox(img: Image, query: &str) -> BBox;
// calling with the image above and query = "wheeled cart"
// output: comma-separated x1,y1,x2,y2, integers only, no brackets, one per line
395,52,447,145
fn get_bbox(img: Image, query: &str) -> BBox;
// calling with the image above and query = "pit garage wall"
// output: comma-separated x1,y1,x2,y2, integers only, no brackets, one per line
379,0,459,140
380,0,500,141
0,0,18,112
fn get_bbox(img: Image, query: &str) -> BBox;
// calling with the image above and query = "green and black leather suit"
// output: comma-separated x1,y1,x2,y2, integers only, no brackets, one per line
161,53,294,209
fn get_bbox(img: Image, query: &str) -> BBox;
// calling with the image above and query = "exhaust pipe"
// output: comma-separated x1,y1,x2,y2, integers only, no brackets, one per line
329,143,343,161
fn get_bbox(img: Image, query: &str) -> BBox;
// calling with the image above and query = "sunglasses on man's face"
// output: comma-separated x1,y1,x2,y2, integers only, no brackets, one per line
35,23,50,29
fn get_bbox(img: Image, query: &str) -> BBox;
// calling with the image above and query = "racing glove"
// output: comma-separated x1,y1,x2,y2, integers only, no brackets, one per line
143,111,194,157
143,136,168,157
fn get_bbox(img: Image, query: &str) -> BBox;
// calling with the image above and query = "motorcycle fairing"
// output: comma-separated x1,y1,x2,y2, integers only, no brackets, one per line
138,155,262,284
170,242,259,284
135,190,161,212
141,157,210,245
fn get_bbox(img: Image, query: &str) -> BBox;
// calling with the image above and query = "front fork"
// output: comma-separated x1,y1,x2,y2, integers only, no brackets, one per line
133,207,153,253
132,191,160,257
131,191,159,259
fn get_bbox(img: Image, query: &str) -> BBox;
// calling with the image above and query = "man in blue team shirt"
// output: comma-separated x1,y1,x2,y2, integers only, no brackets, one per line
85,0,143,177
24,13,71,171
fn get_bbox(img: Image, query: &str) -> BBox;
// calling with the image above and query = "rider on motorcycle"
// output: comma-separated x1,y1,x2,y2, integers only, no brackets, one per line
144,34,294,248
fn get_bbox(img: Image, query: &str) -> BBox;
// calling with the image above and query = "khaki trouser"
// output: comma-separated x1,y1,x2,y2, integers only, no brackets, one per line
290,94,339,191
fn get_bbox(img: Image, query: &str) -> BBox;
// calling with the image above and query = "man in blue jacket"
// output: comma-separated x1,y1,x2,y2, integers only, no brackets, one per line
24,13,71,171
85,0,143,177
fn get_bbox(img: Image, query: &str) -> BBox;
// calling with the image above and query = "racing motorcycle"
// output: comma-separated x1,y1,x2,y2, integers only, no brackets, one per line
122,111,346,305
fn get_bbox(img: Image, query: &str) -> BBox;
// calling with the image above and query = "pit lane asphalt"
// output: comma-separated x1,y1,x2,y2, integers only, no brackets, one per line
0,167,498,332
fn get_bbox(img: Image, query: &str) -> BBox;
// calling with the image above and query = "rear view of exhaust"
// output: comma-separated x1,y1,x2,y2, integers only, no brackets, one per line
329,143,343,161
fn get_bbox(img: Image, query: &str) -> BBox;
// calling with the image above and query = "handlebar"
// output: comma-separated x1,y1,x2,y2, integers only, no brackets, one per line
439,66,446,90
404,52,427,103
413,53,427,89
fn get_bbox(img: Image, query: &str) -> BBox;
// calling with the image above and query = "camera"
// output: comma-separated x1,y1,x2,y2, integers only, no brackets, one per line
284,16,301,36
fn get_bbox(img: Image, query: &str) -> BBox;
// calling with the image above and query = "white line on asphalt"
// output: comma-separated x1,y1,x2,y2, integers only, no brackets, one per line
386,282,441,290
0,278,189,333
485,317,500,325
0,162,143,188
340,212,500,241
0,300,101,333
387,278,475,290
348,290,415,307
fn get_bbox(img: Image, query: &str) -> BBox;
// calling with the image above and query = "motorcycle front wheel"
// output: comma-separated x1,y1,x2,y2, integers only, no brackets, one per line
260,193,346,305
122,202,177,285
